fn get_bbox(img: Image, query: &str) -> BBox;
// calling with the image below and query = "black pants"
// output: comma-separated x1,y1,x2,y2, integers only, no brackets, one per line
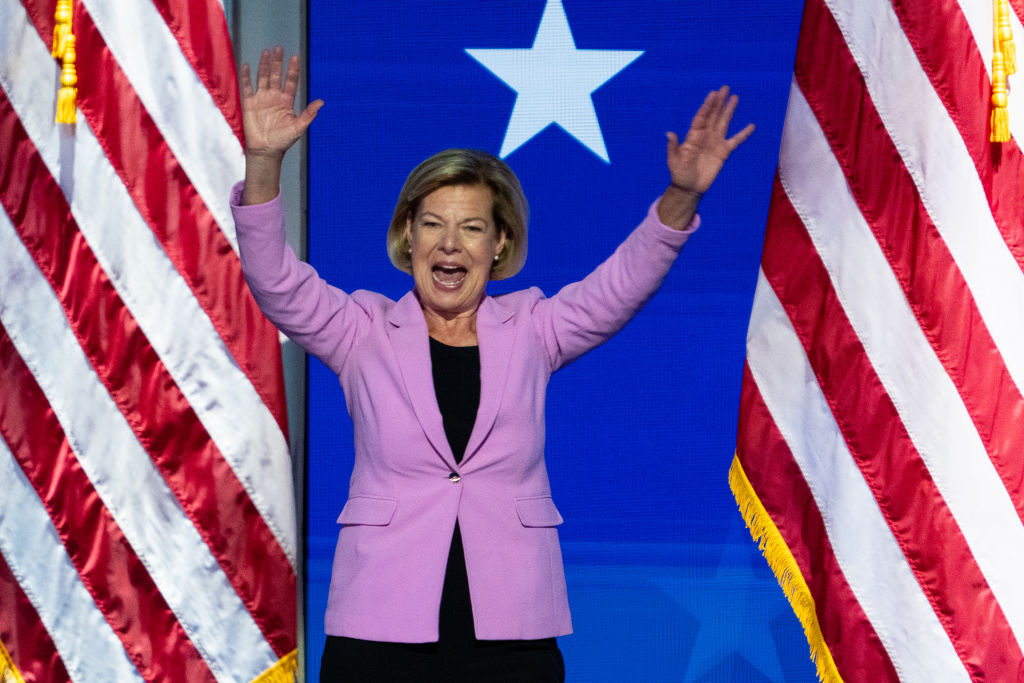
319,524,565,682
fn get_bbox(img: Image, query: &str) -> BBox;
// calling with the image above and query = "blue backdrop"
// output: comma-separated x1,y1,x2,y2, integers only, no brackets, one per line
306,2,810,680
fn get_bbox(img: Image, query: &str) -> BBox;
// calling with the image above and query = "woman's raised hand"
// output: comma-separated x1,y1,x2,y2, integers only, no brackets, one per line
240,47,323,204
241,46,323,159
658,86,754,229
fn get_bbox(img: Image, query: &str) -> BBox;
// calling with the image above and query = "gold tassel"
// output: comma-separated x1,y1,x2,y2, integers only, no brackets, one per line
991,0,1011,142
55,34,77,124
998,0,1016,74
53,0,78,125
52,0,72,58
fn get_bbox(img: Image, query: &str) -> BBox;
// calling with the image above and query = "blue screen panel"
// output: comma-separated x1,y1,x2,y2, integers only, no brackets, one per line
307,2,810,680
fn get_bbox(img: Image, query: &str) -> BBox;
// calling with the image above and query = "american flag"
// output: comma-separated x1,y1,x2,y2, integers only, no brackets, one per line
0,1,297,681
733,0,1024,680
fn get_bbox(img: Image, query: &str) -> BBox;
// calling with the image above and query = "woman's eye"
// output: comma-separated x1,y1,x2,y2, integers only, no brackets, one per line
465,225,484,232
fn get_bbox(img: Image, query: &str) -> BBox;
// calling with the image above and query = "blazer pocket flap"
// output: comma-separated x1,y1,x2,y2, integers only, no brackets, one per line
515,496,564,527
337,496,396,526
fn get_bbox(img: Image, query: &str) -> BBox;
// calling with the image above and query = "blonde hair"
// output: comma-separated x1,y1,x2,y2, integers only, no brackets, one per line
387,149,528,280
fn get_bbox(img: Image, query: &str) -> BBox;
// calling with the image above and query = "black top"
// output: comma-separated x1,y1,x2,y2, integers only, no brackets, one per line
427,338,561,679
429,337,481,643
429,337,481,464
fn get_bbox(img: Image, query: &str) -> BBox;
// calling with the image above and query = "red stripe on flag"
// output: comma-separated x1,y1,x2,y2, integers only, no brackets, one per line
150,0,245,145
0,90,296,657
19,0,289,439
0,328,214,683
736,363,899,681
761,175,1024,678
891,0,1024,269
0,549,72,683
1011,0,1024,26
798,0,1024,525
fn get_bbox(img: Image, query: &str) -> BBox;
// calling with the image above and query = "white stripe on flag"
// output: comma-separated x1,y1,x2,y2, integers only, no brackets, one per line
0,205,278,682
79,0,245,248
825,0,1024,401
0,0,297,568
0,437,144,683
779,82,1024,648
745,269,968,682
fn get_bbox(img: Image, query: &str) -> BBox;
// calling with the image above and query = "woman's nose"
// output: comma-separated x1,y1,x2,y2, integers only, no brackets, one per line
440,228,460,251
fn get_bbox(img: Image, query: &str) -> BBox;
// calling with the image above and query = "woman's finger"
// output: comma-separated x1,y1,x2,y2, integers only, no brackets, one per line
240,62,254,98
284,55,301,97
268,45,285,90
717,93,739,129
709,86,728,117
689,89,718,131
296,99,325,132
726,122,756,150
665,130,679,155
256,48,271,91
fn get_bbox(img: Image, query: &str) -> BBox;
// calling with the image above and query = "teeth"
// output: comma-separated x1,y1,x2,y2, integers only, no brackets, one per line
432,267,466,288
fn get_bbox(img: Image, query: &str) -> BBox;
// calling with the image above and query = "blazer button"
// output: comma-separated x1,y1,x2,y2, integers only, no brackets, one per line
448,472,461,483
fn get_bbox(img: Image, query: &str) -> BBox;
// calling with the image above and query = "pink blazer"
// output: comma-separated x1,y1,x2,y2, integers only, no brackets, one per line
231,185,695,642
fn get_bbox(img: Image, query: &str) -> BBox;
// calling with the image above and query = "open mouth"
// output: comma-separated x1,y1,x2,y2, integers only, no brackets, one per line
432,264,467,288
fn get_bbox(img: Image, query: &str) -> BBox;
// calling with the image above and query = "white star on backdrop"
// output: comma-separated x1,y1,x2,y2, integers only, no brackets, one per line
465,0,643,162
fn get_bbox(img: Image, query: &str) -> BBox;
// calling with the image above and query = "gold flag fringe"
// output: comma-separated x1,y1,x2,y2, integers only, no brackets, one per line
729,454,843,683
0,636,26,683
251,649,298,683
52,0,77,124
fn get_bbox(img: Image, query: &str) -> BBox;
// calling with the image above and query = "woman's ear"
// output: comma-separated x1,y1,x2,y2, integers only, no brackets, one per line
495,230,507,259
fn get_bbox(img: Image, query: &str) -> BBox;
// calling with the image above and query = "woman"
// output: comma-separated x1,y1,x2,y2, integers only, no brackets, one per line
234,47,753,682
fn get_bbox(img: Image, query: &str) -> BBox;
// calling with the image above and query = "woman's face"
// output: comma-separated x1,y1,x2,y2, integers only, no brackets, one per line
405,184,506,319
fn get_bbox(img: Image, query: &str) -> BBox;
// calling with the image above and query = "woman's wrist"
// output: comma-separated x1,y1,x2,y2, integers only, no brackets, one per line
657,183,702,230
242,152,285,205
668,183,703,201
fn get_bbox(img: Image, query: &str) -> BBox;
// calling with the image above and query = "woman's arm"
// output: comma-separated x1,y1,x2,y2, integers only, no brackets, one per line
234,49,368,373
531,199,690,371
233,185,372,375
240,46,323,205
533,87,753,369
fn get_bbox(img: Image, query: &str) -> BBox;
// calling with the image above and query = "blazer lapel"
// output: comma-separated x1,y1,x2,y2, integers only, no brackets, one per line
463,295,516,464
385,292,457,470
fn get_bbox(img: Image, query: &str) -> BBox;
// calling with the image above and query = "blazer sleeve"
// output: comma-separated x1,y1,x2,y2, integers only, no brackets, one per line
531,198,698,372
230,182,369,374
